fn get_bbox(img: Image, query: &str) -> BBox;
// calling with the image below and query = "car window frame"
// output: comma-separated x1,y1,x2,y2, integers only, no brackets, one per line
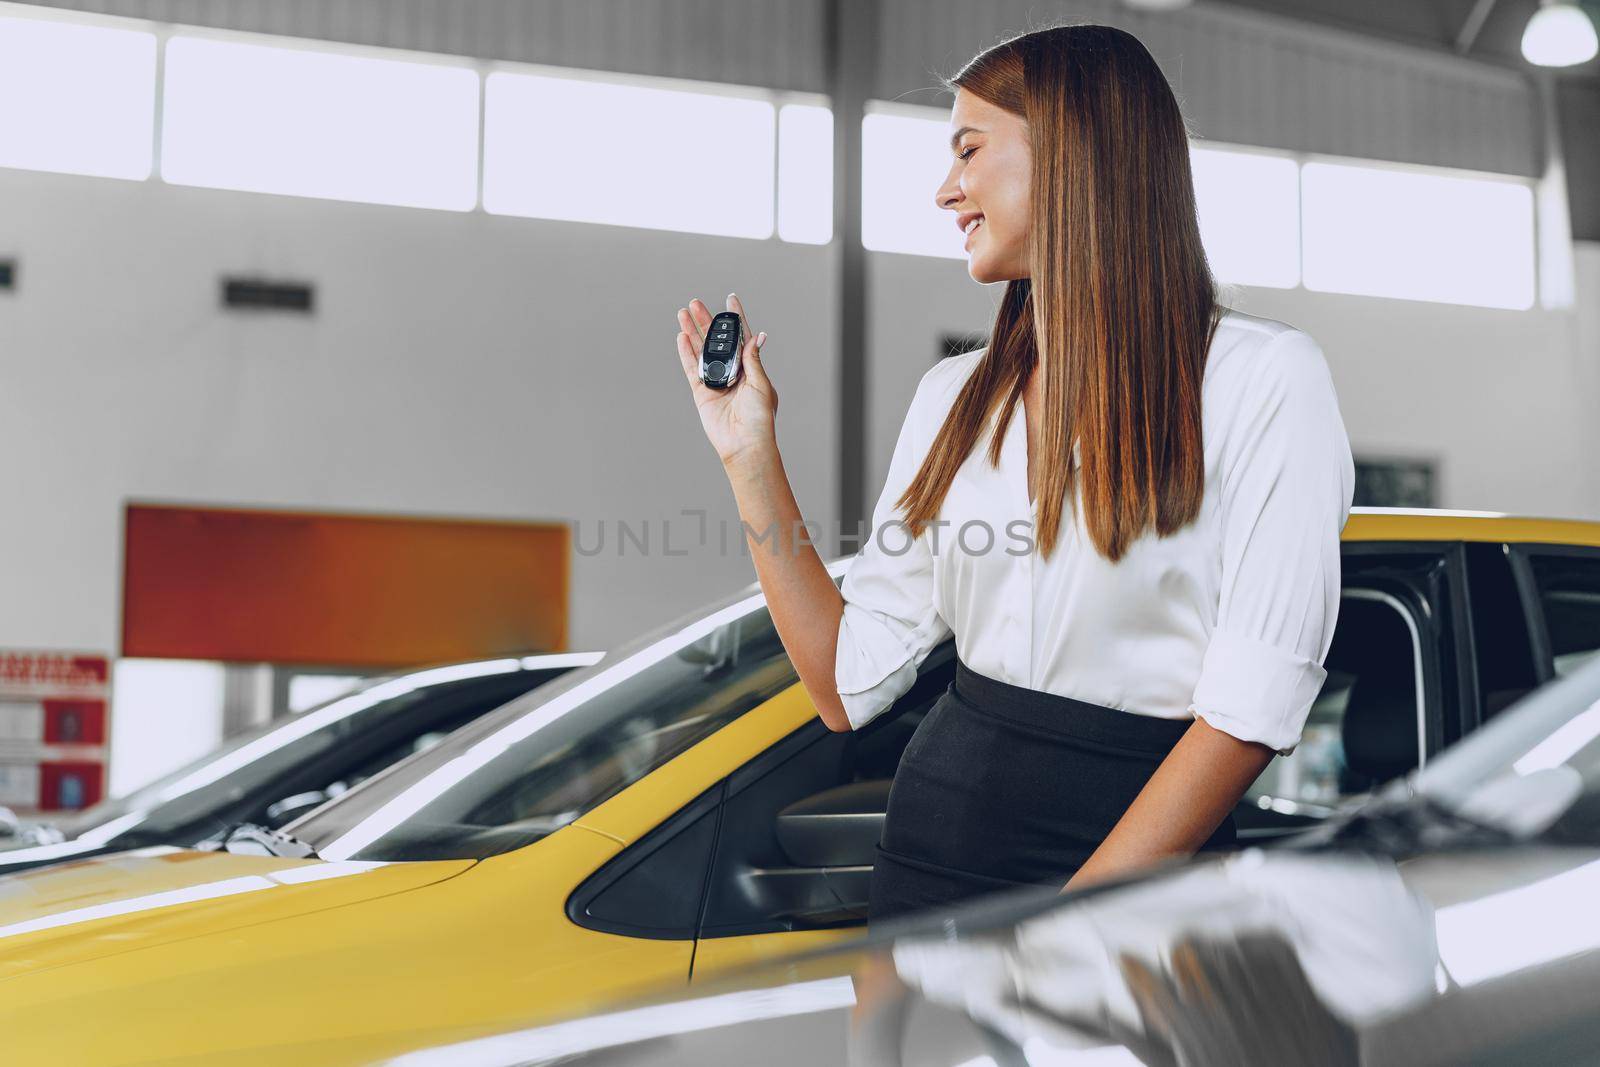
1339,542,1462,765
1506,543,1600,684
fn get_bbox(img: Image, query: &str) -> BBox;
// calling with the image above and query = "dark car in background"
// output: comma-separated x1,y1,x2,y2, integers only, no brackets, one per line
0,651,599,879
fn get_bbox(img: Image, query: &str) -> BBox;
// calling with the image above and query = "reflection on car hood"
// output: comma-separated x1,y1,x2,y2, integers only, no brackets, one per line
380,840,1600,1067
0,846,471,982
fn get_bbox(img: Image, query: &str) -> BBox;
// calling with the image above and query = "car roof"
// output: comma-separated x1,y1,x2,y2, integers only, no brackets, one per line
808,509,1600,582
1340,507,1600,546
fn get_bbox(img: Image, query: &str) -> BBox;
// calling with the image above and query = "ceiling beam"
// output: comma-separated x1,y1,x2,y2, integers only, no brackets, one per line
1456,0,1500,53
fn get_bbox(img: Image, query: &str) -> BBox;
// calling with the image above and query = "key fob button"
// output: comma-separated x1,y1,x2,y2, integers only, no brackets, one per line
705,360,726,378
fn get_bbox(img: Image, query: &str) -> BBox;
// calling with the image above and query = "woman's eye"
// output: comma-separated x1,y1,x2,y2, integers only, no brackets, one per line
959,146,978,161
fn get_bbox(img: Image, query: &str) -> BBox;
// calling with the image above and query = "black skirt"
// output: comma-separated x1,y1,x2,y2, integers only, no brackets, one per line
869,657,1238,925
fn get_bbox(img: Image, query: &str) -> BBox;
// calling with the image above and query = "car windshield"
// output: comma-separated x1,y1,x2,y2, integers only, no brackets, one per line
291,562,852,862
46,659,535,851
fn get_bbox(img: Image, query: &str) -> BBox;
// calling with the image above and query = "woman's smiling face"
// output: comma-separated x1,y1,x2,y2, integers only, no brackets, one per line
935,88,1033,283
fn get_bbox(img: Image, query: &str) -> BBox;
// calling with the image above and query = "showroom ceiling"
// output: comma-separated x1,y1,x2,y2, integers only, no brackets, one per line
1214,0,1598,78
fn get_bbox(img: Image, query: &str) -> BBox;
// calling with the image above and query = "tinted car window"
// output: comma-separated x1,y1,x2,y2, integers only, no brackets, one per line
1528,551,1600,678
1470,542,1544,720
695,642,959,934
1246,590,1422,808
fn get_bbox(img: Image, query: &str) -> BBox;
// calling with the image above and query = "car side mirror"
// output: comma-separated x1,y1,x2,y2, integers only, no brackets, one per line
745,780,890,926
776,780,888,866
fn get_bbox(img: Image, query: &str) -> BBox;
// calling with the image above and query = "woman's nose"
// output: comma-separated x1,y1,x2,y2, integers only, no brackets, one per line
935,181,963,213
934,161,965,212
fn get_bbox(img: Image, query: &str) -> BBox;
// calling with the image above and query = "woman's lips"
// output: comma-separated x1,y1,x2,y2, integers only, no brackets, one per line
964,217,984,249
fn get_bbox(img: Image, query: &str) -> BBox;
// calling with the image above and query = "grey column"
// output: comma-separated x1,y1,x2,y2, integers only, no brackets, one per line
827,0,878,550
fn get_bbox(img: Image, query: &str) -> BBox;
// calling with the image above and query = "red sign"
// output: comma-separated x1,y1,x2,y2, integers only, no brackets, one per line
0,652,108,689
43,700,108,746
38,761,105,811
0,650,111,814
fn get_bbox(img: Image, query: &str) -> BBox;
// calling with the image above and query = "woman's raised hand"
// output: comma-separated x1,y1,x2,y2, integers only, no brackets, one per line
676,293,775,468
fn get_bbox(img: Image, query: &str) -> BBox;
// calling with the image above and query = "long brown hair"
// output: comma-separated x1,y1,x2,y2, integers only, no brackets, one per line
896,24,1223,563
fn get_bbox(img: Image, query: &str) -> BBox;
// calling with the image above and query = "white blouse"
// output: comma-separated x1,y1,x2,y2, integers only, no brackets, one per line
834,309,1355,755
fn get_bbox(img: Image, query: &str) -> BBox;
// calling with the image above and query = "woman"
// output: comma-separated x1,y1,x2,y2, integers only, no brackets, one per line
673,24,1354,924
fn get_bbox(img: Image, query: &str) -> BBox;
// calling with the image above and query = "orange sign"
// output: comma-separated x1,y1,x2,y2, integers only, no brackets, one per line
123,503,570,668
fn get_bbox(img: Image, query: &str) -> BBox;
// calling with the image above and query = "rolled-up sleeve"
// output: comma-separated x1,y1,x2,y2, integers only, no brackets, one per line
1189,330,1355,756
835,365,955,730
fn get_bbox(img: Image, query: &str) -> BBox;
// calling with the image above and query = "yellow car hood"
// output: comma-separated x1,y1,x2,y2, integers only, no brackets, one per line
0,829,688,1067
0,845,471,981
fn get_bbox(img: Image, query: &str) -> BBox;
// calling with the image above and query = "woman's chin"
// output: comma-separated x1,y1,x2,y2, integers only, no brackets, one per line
968,255,1020,284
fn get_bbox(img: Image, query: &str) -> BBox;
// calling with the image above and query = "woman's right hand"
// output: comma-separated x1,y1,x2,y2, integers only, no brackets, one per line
676,294,775,468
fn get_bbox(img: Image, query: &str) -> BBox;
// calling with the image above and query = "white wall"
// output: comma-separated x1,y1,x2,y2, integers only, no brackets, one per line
4,165,1598,672
107,658,224,794
0,166,839,657
867,245,1600,524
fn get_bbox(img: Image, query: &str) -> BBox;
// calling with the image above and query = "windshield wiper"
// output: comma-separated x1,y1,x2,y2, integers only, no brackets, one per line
0,808,66,848
215,823,319,859
20,822,66,847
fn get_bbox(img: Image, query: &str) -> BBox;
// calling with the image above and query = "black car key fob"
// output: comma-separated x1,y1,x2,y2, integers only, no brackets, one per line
699,312,743,389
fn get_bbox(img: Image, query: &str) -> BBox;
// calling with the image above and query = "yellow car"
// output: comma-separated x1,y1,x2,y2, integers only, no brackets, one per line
1,509,1597,1066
